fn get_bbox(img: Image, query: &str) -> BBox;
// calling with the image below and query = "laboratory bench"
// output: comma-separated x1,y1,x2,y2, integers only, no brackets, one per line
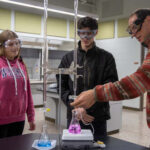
0,133,148,150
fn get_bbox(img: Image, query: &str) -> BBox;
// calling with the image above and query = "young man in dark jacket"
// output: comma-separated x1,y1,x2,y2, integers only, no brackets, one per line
57,16,118,141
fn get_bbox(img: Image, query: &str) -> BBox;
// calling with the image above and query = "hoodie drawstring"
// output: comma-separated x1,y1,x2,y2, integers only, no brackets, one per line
6,58,18,95
6,58,27,96
17,61,27,91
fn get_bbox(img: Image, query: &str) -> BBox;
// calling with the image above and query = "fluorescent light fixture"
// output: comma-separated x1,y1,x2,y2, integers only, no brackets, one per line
0,0,85,17
0,0,43,10
47,8,85,17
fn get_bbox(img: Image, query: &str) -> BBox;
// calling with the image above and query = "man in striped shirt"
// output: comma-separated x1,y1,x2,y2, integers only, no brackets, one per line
71,8,150,128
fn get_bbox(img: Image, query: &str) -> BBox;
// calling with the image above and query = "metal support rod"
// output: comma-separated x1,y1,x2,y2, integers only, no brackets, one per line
73,0,79,96
40,0,80,138
58,69,62,134
43,0,48,113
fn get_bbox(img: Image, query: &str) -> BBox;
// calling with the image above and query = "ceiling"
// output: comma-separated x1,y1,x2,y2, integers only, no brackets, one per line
0,0,150,20
0,0,99,20
0,0,150,50
32,0,97,14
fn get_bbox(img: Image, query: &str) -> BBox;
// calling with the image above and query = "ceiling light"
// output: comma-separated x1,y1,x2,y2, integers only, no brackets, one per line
0,0,85,17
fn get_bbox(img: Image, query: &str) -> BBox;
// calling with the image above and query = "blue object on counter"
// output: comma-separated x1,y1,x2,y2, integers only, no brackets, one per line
37,140,51,147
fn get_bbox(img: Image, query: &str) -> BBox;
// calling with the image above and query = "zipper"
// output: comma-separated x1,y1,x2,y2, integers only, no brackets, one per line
83,53,90,90
87,66,90,87
83,54,86,90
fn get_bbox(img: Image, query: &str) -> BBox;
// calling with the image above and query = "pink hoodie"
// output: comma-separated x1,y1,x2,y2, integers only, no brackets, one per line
0,56,35,125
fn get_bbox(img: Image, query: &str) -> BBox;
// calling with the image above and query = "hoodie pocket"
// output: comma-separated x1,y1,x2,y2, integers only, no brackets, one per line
0,94,26,119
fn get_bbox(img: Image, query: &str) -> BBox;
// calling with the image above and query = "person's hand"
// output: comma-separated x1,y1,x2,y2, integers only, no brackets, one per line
71,89,95,109
73,108,94,123
29,121,36,130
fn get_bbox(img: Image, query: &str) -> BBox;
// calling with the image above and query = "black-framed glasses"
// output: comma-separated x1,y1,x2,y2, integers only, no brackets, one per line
126,18,144,35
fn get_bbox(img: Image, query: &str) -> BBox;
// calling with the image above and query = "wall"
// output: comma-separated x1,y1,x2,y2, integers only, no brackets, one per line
96,37,141,109
21,48,41,80
21,48,68,80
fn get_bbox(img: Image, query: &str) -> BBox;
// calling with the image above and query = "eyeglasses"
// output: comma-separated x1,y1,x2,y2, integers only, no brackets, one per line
4,38,21,48
126,18,144,35
77,29,97,40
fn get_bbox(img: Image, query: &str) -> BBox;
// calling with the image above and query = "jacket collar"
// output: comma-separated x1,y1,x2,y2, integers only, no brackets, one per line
78,41,96,54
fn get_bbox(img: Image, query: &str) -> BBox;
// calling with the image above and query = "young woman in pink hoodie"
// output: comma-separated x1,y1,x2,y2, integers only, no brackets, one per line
0,30,35,138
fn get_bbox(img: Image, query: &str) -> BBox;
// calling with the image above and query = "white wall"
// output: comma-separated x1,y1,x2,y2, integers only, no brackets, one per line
96,37,141,109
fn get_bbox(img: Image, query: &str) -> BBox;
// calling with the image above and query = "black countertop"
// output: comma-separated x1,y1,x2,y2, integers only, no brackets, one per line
0,133,148,150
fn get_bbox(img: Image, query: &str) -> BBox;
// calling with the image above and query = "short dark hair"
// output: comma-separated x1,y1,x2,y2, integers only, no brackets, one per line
130,8,150,21
77,16,98,30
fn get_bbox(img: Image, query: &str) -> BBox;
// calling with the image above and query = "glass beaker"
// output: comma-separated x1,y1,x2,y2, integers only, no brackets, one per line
38,124,51,147
68,110,81,134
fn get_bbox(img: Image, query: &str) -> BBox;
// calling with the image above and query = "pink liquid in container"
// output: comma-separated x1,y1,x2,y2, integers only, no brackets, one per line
68,111,81,134
69,124,81,134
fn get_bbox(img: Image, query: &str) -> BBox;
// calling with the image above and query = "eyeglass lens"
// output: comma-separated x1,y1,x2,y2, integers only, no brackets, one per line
78,30,97,39
127,19,144,35
4,39,21,48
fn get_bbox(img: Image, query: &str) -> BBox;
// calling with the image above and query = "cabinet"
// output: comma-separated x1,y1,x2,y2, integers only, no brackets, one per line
30,81,44,106
107,101,122,132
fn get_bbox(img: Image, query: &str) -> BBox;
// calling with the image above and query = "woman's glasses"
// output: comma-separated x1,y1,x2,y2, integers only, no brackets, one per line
4,38,22,48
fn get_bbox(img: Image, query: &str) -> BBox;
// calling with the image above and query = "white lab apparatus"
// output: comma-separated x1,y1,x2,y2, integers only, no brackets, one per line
38,124,51,147
62,129,93,141
62,110,94,141
38,0,97,149
61,0,94,144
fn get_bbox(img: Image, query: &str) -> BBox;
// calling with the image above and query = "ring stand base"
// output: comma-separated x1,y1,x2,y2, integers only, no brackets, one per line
62,129,93,141
61,129,94,150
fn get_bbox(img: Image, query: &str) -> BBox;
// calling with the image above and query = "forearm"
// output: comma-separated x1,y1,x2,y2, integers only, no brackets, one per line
95,54,150,102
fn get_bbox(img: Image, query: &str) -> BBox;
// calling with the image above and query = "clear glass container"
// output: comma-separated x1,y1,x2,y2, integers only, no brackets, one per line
68,110,81,134
38,124,51,147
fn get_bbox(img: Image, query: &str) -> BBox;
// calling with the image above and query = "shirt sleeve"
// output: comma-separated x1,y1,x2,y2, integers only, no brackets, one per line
95,52,150,102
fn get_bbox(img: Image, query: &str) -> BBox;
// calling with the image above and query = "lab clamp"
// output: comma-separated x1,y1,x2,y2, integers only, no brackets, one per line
41,0,82,137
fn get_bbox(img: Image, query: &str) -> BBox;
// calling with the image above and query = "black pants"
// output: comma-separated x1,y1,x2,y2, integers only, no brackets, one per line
0,121,25,139
67,119,107,141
